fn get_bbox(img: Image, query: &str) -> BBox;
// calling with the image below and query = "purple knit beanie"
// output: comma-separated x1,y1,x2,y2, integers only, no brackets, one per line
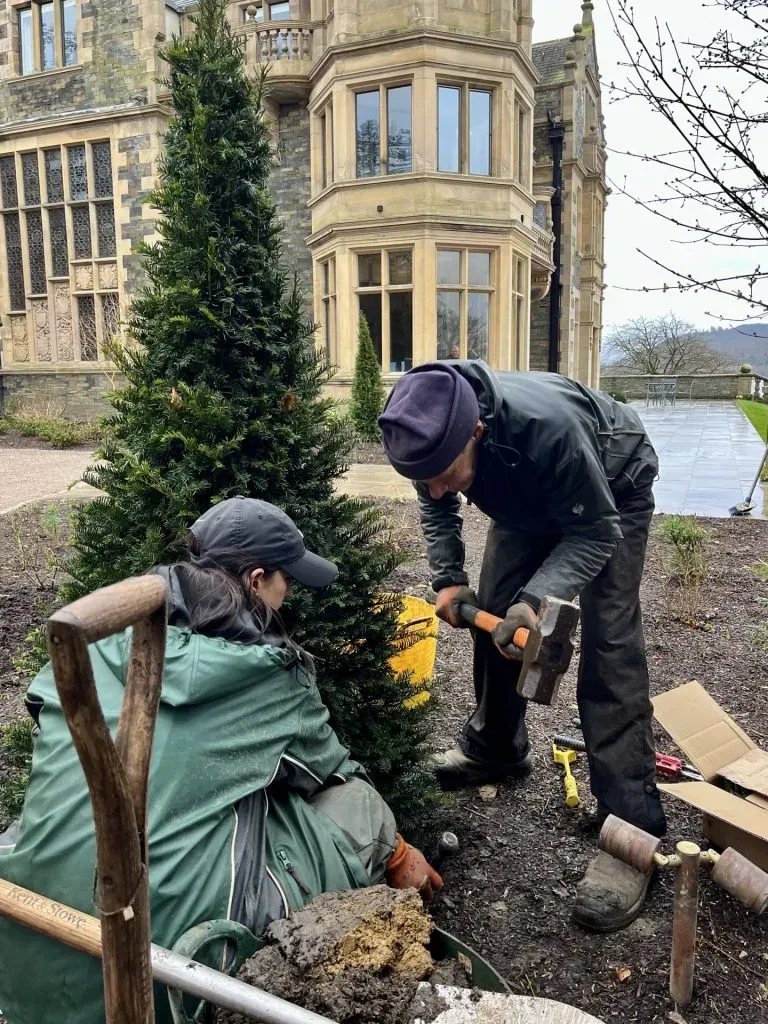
378,363,480,480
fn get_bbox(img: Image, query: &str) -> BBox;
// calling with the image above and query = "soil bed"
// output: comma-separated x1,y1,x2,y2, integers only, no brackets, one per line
1,500,767,1023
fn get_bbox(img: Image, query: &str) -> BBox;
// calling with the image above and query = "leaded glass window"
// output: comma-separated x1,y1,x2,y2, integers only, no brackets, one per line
96,203,116,257
68,145,88,201
49,207,69,277
0,156,18,209
5,140,118,361
102,293,119,343
21,153,41,206
92,142,113,198
4,214,26,310
45,150,64,203
78,295,98,360
26,209,47,293
72,205,92,259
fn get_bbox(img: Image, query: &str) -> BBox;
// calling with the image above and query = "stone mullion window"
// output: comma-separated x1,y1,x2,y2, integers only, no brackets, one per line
319,257,336,365
354,84,413,179
355,249,414,373
16,0,78,76
436,249,495,362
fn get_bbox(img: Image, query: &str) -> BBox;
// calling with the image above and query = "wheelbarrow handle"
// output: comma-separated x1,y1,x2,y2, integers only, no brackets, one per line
458,604,530,650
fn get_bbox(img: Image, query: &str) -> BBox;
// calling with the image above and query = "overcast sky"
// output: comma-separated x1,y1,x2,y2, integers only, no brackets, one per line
532,2,763,333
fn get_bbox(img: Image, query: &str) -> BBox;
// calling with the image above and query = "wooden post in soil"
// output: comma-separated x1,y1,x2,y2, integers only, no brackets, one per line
47,575,168,1024
669,841,701,1007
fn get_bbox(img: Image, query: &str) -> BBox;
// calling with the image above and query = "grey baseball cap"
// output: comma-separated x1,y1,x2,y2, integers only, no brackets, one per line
190,497,338,588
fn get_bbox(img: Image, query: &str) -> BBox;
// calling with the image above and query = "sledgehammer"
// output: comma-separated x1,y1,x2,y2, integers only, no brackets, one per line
459,596,580,705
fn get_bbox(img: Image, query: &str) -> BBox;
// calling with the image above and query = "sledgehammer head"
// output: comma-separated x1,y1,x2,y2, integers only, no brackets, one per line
516,596,580,706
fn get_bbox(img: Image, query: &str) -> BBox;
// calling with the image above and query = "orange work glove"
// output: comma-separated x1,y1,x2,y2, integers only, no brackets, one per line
385,834,443,902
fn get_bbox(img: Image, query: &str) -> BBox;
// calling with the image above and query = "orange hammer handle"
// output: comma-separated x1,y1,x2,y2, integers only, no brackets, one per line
459,606,530,650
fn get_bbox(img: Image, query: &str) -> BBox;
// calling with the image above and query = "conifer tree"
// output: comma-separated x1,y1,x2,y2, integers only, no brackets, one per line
59,0,435,829
349,314,384,442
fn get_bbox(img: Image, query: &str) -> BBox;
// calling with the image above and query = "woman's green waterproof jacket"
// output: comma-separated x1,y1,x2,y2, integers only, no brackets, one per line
0,624,377,1024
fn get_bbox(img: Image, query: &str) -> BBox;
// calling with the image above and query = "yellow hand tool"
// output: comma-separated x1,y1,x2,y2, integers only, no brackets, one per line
553,743,581,808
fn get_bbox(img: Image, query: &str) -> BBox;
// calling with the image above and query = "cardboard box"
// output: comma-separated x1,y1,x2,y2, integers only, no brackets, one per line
652,681,768,871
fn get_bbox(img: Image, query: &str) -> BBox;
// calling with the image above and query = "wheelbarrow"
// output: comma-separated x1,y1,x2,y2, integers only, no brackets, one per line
166,919,511,1024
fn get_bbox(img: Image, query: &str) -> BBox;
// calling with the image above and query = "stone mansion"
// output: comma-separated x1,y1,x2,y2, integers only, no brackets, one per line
0,0,606,416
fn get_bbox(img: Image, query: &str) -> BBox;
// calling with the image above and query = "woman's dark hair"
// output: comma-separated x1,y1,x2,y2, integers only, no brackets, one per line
167,534,314,676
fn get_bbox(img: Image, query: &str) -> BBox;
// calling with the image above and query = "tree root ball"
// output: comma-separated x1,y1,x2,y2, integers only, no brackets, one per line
215,886,471,1024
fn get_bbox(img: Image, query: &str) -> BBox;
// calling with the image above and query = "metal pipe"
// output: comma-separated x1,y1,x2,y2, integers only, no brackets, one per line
152,944,337,1024
669,841,701,1006
546,113,565,374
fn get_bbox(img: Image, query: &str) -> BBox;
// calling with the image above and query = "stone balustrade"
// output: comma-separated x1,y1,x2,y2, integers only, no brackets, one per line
600,373,765,401
240,23,314,65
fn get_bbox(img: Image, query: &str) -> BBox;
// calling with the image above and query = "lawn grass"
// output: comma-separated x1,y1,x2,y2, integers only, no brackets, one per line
738,398,768,440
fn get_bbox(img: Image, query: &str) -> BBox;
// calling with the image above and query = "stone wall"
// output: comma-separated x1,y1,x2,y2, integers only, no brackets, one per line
601,374,754,401
0,370,122,420
270,103,313,303
0,0,160,122
529,295,550,372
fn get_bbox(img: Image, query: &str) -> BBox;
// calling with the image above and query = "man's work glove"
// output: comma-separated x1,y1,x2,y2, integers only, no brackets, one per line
386,834,443,902
435,585,478,628
491,601,537,661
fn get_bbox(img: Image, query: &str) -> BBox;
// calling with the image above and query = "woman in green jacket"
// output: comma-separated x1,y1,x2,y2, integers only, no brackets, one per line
0,497,441,1024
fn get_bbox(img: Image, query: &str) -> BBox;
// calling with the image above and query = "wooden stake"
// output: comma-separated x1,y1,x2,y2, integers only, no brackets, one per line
669,841,701,1007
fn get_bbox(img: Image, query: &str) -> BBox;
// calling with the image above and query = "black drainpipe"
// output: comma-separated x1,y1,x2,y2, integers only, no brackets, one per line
547,111,565,374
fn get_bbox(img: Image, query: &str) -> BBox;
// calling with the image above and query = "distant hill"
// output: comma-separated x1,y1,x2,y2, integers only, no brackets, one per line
701,324,768,376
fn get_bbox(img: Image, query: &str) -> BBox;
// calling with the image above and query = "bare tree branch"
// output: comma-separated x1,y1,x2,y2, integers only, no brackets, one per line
606,0,768,313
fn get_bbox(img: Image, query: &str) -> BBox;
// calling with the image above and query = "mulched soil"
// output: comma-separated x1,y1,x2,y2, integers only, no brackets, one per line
352,441,391,465
1,498,767,1023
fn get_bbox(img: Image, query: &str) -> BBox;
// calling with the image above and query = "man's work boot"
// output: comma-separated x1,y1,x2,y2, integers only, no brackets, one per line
572,850,653,933
433,747,532,791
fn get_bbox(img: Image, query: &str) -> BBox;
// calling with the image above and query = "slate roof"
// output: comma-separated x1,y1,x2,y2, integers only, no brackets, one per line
532,38,571,86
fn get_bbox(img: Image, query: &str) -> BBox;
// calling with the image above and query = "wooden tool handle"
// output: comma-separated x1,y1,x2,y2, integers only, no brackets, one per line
0,877,102,959
48,575,168,646
47,575,168,1024
458,605,530,649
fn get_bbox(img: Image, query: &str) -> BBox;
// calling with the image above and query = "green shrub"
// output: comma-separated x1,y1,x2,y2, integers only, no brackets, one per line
350,314,385,442
2,413,102,448
605,389,628,404
0,719,35,829
656,515,710,621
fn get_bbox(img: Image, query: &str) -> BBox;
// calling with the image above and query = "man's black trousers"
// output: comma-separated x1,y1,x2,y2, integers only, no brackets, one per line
460,470,667,837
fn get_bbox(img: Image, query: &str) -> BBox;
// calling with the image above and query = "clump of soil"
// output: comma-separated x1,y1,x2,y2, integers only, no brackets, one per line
215,887,470,1024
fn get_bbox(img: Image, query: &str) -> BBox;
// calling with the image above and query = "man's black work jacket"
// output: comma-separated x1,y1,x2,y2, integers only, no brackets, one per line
411,361,658,606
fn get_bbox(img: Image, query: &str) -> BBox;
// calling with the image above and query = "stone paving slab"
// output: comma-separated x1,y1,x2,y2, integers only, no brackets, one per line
0,448,97,515
634,400,768,518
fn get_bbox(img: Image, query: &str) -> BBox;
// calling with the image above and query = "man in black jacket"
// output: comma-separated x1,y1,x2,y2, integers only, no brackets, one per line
379,360,667,933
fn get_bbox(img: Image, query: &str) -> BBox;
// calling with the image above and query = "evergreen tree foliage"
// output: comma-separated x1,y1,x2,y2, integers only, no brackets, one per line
58,0,435,830
349,314,384,442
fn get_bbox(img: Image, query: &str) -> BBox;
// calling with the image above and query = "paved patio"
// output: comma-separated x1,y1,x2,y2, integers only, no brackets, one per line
1,400,765,518
634,400,767,518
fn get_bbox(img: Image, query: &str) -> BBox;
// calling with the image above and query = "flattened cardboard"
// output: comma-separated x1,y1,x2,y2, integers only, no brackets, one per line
658,783,768,842
652,682,755,782
748,794,768,813
659,782,768,871
717,749,768,800
703,815,768,873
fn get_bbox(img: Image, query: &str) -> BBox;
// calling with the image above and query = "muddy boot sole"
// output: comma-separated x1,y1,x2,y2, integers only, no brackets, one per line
434,750,532,791
573,850,654,934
